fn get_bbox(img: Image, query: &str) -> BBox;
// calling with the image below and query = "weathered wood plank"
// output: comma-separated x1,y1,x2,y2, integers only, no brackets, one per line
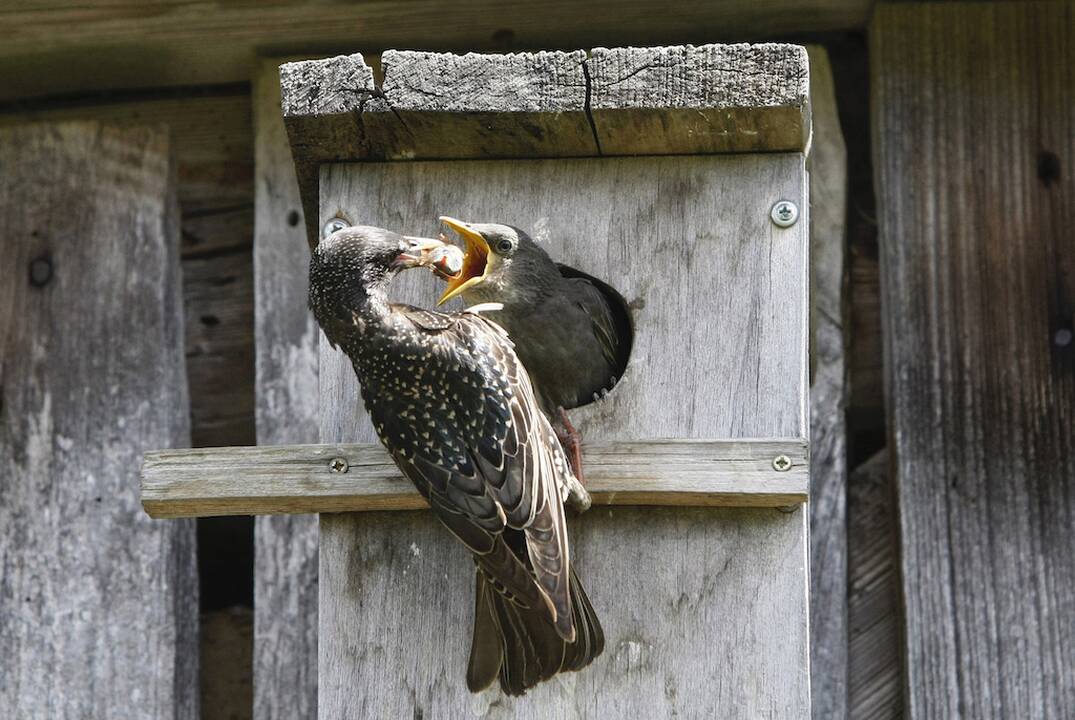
872,3,1075,717
142,439,809,518
252,60,320,720
0,92,257,448
281,45,811,245
587,43,809,154
317,150,809,716
847,450,901,720
0,1,871,101
804,44,849,720
0,122,197,718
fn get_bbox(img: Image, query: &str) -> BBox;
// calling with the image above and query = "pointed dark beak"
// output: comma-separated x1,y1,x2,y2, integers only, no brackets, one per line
393,235,447,269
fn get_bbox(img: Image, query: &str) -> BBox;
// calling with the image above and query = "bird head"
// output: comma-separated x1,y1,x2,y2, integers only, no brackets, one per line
308,224,445,318
435,217,556,306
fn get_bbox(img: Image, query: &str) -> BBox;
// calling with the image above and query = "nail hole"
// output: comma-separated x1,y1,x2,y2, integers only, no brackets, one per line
287,210,301,227
1038,150,1061,187
29,254,53,287
200,315,221,327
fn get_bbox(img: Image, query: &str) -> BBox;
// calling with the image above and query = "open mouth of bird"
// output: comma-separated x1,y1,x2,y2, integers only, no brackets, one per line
436,216,490,305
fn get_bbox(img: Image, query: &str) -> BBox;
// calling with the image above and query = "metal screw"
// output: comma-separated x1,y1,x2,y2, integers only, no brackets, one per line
770,200,799,228
322,217,350,240
772,455,792,472
328,457,349,473
1054,328,1073,348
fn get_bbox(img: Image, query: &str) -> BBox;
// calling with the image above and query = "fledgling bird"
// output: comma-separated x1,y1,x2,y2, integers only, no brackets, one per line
432,217,633,481
308,225,603,696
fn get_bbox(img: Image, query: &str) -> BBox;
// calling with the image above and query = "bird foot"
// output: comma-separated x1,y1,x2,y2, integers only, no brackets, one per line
554,407,591,512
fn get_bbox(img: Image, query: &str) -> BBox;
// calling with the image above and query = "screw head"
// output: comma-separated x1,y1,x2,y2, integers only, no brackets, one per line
328,457,349,473
29,254,53,287
772,454,792,472
322,217,350,240
1054,328,1073,348
770,200,799,228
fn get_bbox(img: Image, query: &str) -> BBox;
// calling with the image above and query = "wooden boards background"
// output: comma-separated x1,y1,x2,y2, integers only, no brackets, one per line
0,122,197,718
872,3,1075,717
317,153,809,717
0,1,871,101
252,61,321,720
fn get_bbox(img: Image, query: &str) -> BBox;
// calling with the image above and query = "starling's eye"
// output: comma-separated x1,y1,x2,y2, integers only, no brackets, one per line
495,238,514,254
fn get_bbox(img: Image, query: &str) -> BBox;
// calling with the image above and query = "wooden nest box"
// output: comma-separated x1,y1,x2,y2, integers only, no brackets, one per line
143,44,811,717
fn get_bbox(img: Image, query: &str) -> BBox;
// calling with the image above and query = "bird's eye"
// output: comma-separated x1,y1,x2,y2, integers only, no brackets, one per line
496,239,514,254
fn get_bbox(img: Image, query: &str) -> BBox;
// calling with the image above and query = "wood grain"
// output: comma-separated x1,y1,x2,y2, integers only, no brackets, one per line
0,1,871,101
317,151,810,716
142,439,809,518
805,45,849,720
872,3,1075,717
0,93,256,448
0,122,197,718
847,450,901,720
588,44,809,154
281,45,811,246
252,60,320,720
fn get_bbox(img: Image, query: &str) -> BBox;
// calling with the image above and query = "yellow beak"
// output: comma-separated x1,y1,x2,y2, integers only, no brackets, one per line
436,216,490,305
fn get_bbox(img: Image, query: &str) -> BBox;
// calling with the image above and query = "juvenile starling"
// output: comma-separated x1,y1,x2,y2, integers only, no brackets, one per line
433,217,633,480
308,225,603,696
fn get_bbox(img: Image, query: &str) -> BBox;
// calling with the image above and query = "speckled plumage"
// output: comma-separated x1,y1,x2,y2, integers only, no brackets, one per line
308,226,602,696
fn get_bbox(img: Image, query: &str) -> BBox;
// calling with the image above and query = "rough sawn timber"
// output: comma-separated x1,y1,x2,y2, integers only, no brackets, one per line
804,44,849,720
280,44,810,245
0,0,871,101
0,122,197,719
316,150,809,717
141,439,809,518
252,59,320,720
872,3,1075,718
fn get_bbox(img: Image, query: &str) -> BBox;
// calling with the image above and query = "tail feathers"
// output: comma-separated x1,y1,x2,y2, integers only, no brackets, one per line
467,566,604,696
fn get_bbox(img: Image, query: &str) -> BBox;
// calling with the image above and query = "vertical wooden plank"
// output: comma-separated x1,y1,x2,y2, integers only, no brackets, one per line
0,122,197,718
872,3,1075,718
318,154,810,717
252,60,320,720
847,450,902,720
805,45,849,720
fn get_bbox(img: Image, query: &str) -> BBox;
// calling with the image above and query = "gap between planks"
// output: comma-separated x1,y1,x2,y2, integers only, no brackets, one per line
142,438,808,518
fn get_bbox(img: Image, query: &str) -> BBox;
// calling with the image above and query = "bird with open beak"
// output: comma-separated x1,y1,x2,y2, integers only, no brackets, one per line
431,217,633,483
308,224,602,696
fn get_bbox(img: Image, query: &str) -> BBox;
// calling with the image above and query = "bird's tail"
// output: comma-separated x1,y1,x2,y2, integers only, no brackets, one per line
466,566,604,696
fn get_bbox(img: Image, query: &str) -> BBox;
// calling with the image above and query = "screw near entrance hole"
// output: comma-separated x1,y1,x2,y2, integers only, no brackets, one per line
770,200,799,228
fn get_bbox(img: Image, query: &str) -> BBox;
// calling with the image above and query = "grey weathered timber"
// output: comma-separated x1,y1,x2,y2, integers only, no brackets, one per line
252,60,320,720
0,122,197,719
804,45,849,720
847,450,901,720
317,151,809,717
872,3,1075,718
587,44,809,155
281,45,811,245
142,439,809,518
0,92,257,448
0,0,871,101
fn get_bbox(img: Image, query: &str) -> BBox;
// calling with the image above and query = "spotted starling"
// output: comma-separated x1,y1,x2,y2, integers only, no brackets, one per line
308,225,603,696
433,217,633,479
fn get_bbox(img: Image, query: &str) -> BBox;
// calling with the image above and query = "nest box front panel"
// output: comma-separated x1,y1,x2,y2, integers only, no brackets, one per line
315,155,809,718
319,155,807,445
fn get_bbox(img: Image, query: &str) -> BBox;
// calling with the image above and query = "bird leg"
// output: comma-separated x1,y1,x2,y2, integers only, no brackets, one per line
554,407,591,512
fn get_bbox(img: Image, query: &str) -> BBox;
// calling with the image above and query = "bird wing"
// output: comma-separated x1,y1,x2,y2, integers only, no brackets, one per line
377,305,577,641
556,264,632,390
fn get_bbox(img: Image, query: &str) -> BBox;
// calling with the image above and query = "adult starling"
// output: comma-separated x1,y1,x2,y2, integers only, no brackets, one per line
433,217,633,480
308,225,603,696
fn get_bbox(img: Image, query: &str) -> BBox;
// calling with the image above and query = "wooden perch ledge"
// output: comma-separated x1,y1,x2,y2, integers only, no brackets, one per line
141,438,808,518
